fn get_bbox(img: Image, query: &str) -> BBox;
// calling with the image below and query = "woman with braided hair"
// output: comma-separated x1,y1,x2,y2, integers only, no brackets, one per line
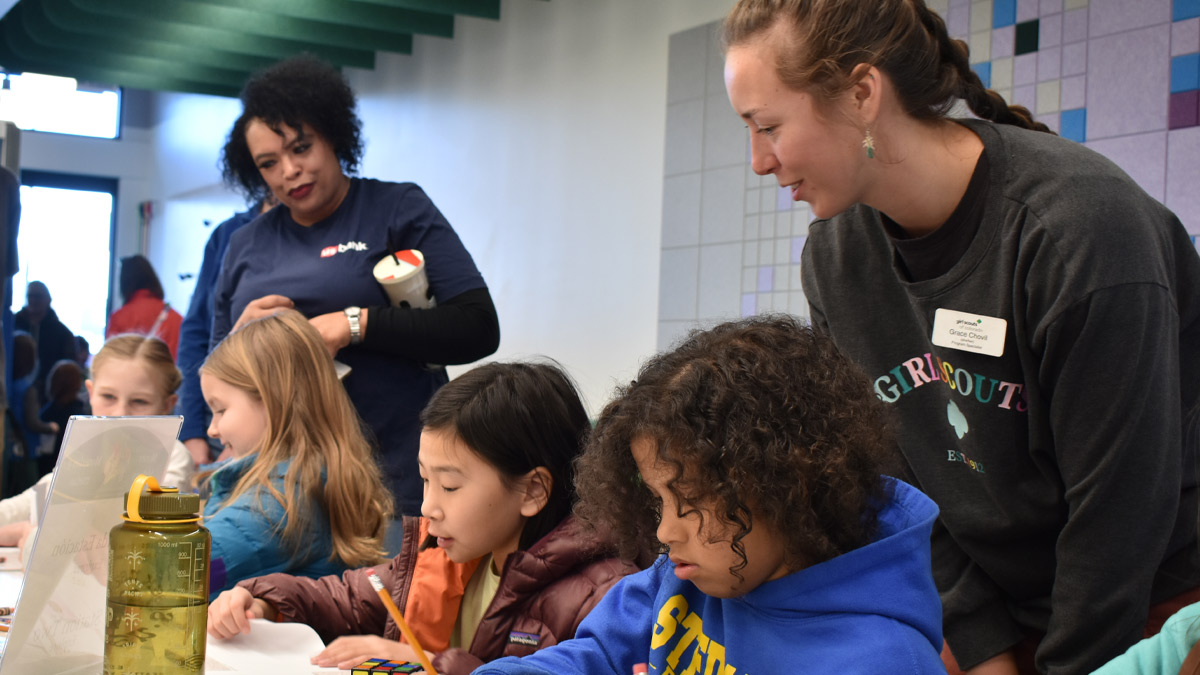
722,1,1200,674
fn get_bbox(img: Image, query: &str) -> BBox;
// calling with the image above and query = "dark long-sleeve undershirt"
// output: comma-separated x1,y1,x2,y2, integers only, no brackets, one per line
361,286,499,366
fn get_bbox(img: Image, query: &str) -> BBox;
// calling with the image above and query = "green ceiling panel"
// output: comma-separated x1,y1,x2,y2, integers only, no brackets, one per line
350,0,500,20
22,0,271,74
0,19,241,96
0,0,534,98
38,0,382,68
69,0,421,52
195,0,454,36
4,5,248,88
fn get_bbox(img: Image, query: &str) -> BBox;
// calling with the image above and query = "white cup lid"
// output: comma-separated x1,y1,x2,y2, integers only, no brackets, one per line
373,249,425,281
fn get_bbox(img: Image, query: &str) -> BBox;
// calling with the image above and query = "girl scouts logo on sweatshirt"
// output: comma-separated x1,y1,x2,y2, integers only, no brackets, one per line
320,241,369,258
508,631,540,647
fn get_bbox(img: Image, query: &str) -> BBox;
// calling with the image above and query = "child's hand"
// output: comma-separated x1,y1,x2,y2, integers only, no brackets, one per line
207,587,276,639
311,635,427,670
0,521,32,547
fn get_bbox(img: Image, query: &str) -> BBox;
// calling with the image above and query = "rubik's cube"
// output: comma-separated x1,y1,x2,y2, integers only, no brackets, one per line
350,658,423,674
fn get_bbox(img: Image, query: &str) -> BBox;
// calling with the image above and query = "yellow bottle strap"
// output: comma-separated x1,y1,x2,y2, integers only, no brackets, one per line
123,474,199,525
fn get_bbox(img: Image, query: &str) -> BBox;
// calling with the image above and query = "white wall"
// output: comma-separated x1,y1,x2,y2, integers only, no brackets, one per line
146,93,247,313
343,0,737,412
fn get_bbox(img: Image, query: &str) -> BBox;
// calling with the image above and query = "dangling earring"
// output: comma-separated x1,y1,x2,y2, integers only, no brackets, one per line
862,128,876,159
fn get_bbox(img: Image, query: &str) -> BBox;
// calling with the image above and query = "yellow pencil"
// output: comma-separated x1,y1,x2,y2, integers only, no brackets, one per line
366,569,438,675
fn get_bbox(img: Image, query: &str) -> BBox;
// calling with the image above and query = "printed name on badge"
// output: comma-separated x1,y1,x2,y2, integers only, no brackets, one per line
931,308,1007,357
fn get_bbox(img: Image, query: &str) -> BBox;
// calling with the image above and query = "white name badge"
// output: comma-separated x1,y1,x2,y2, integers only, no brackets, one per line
931,308,1007,357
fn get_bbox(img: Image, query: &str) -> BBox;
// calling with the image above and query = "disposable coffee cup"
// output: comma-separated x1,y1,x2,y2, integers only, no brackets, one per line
373,249,435,309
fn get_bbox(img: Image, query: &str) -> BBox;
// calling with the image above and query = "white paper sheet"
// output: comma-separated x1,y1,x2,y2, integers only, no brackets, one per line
206,619,340,674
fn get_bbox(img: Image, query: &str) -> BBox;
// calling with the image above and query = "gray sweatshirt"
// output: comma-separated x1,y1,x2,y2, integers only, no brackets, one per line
802,118,1200,675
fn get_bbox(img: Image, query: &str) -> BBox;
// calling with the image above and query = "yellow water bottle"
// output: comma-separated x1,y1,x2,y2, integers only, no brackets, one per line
103,475,209,673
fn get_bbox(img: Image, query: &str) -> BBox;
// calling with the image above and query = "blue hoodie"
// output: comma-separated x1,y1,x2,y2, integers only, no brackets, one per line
474,478,943,675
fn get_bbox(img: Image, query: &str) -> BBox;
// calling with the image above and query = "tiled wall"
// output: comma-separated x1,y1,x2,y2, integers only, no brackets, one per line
658,2,1200,351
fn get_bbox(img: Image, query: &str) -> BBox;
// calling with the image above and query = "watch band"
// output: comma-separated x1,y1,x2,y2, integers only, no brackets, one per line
344,307,362,344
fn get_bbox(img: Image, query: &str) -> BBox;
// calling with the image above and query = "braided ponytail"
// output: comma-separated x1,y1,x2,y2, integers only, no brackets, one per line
910,0,1052,133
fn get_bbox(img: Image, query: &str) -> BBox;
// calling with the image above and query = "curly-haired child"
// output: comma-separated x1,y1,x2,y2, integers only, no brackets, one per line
475,315,944,675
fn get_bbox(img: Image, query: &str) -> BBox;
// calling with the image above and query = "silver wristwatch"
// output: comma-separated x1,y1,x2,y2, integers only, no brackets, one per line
344,306,362,344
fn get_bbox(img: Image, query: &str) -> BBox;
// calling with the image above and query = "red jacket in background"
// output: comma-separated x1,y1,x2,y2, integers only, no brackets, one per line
106,289,183,359
239,516,641,675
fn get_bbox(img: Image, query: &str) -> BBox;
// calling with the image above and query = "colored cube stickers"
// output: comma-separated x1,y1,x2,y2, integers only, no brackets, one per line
351,658,424,674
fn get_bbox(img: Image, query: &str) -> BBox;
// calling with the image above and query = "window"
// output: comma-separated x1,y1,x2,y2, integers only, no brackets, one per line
0,71,121,139
11,171,117,350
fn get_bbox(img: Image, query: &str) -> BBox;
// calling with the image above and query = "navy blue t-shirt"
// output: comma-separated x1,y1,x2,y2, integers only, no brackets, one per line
213,178,487,513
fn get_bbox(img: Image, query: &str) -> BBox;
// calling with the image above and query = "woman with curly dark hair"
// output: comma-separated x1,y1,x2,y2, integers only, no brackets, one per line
209,55,500,515
475,315,944,675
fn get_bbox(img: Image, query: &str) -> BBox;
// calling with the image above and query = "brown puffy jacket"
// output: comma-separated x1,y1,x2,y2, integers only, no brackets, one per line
238,516,639,674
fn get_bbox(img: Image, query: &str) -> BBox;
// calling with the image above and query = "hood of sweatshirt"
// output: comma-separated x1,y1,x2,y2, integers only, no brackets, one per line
734,477,942,647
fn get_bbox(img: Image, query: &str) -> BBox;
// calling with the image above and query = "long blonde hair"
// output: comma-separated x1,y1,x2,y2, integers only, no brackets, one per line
92,334,182,396
201,309,392,567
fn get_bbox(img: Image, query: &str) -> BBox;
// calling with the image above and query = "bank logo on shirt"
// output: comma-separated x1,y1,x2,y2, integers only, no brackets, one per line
320,241,369,258
653,594,740,675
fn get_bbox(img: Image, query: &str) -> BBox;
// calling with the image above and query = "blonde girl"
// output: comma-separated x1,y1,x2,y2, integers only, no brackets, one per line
0,335,195,543
199,308,392,597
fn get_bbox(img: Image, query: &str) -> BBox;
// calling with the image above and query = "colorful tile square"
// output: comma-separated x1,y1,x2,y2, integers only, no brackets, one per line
948,4,971,35
741,292,756,317
1175,0,1200,22
1171,52,1200,93
1172,18,1200,57
1169,90,1200,128
1062,41,1088,75
971,2,993,33
973,61,993,87
1014,52,1038,86
1017,0,1039,22
791,236,805,264
1037,46,1062,80
994,0,1017,27
1016,19,1041,54
1040,0,1064,14
993,25,1016,58
1063,8,1089,43
757,266,774,293
1040,12,1063,48
1061,107,1087,141
1061,74,1086,109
